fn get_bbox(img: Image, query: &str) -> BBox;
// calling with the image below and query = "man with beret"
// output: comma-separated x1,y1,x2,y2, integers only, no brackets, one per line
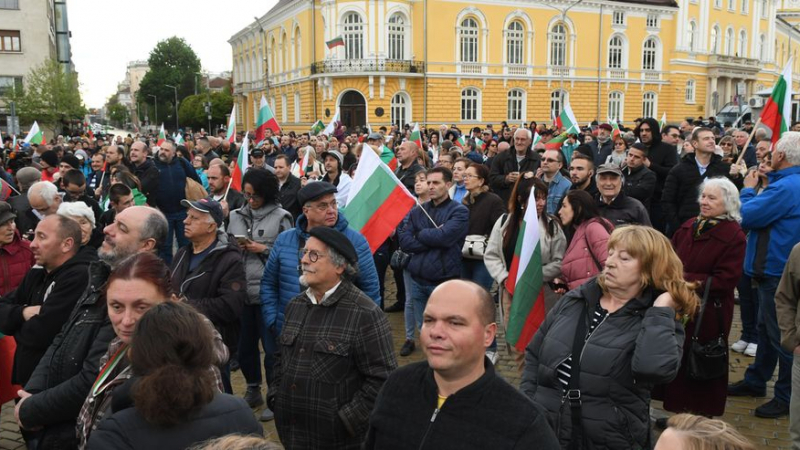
170,198,247,394
321,150,352,207
260,182,381,370
590,123,615,167
268,227,397,450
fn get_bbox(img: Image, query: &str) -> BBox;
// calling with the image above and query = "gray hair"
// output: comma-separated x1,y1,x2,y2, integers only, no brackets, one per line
514,128,532,140
327,246,359,280
57,201,95,228
16,167,41,191
28,181,59,206
776,131,800,166
698,177,742,222
140,207,168,249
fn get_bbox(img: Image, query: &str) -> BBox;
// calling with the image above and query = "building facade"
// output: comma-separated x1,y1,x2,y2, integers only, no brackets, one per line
230,0,800,133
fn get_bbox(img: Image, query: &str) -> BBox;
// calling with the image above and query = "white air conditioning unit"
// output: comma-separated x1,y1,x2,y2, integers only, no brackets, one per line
748,96,765,108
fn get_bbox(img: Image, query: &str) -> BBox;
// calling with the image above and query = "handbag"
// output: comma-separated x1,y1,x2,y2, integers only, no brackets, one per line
390,250,411,271
462,234,488,259
686,276,729,381
185,177,208,201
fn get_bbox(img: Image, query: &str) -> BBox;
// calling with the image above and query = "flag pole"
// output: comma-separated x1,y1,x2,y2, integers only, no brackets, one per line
415,198,439,228
223,176,234,199
735,117,762,166
1,180,20,196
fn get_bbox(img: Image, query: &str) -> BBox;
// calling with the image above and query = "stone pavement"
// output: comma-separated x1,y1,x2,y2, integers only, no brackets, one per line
0,276,792,449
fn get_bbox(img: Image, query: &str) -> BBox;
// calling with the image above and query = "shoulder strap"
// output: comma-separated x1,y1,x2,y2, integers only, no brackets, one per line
567,301,589,450
583,232,602,271
692,276,713,339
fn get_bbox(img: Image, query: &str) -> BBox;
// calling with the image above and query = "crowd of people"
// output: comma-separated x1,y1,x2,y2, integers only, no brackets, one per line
0,114,795,449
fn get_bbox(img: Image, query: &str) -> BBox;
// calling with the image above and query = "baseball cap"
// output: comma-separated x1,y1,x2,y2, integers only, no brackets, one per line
180,198,224,227
596,163,623,177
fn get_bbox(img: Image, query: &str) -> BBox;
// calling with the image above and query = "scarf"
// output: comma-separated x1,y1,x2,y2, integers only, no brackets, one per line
692,215,723,239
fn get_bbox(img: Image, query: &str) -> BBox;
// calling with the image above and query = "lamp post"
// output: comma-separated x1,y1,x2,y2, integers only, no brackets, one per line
148,94,157,129
165,84,179,133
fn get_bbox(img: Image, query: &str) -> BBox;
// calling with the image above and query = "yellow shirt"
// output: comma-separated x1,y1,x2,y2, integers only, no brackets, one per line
437,394,447,409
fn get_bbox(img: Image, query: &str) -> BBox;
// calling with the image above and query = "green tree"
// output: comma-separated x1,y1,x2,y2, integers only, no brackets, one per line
177,91,234,131
5,59,86,135
138,37,202,126
107,103,128,128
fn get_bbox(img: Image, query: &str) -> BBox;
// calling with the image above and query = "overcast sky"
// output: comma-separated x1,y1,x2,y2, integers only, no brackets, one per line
70,0,279,108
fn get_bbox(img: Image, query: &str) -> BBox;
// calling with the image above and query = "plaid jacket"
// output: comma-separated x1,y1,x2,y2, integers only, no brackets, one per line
270,280,397,450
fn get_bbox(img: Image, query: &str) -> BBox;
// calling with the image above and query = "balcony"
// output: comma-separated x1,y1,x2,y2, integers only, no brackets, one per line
550,66,571,77
708,54,761,70
642,70,661,81
310,59,425,75
609,69,626,79
507,64,527,76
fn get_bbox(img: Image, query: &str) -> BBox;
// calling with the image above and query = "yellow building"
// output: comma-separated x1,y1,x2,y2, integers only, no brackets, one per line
229,0,800,133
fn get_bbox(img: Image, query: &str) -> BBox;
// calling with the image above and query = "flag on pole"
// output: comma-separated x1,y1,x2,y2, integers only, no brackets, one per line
761,58,793,145
380,145,398,171
557,96,579,135
532,132,542,146
231,132,250,192
608,118,621,139
659,112,667,132
225,105,236,143
326,36,345,49
174,133,185,145
0,178,12,201
255,96,281,144
343,143,416,253
552,109,562,130
323,110,340,135
504,186,547,352
23,121,43,145
410,123,422,148
455,135,467,149
297,149,310,177
156,124,166,147
310,120,325,135
545,124,578,150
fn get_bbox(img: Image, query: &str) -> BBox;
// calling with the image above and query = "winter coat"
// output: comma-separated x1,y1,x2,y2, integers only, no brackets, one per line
9,194,36,237
622,164,657,210
661,153,731,233
260,213,381,333
279,175,303,220
87,393,261,450
0,230,34,296
654,218,745,417
153,155,201,214
636,118,679,199
131,158,160,205
777,243,800,351
589,139,614,168
290,159,325,179
365,359,559,450
463,190,505,237
170,232,247,351
560,218,612,290
19,262,116,449
228,203,293,305
489,149,542,203
597,192,651,227
485,214,566,284
395,162,424,193
521,279,685,449
0,249,94,385
399,198,469,286
269,280,397,450
740,165,800,278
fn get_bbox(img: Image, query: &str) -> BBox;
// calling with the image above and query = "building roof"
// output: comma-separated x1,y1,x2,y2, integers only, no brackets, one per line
616,0,679,6
265,0,295,16
208,77,230,89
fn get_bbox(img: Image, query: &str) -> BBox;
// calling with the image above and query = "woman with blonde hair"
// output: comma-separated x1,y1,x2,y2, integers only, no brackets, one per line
655,414,755,450
290,146,325,182
521,225,698,449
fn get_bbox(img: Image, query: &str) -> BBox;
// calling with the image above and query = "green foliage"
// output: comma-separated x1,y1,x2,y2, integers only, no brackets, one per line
138,37,202,125
177,91,233,131
107,103,128,127
5,59,86,134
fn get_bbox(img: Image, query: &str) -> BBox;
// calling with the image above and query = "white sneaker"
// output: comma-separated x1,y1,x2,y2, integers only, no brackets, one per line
744,343,758,357
486,351,499,365
731,340,749,353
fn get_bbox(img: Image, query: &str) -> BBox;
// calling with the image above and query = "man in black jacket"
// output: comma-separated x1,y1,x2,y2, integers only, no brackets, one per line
129,140,160,205
170,198,246,394
274,155,301,220
622,143,657,211
365,280,559,450
489,128,541,204
635,117,679,233
662,127,731,236
595,164,651,227
15,206,167,449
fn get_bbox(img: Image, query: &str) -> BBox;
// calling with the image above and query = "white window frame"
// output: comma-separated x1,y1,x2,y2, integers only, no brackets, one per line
506,21,524,66
646,14,659,29
728,0,736,11
343,12,364,59
738,29,747,57
725,27,734,56
550,24,567,67
391,92,410,128
507,89,526,122
608,91,624,122
461,88,481,122
612,11,625,26
387,13,406,60
642,91,657,119
761,0,768,18
714,0,722,8
741,0,748,14
685,79,696,104
294,92,301,123
642,37,659,71
687,21,697,53
550,90,566,118
608,35,625,69
710,26,720,54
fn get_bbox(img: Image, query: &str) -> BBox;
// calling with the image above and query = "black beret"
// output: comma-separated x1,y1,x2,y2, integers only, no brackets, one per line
309,227,357,266
297,181,337,206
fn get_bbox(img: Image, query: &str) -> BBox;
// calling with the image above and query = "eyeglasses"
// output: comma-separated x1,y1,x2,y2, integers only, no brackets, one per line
308,200,338,212
243,192,263,200
542,158,560,163
299,248,327,263
720,142,733,146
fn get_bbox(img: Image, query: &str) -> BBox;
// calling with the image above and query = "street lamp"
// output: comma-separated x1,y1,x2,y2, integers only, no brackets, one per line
165,84,179,133
148,94,157,128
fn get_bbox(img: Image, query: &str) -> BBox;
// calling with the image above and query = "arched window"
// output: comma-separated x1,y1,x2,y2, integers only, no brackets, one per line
343,12,364,59
550,90,565,117
710,26,720,54
461,88,480,121
294,92,301,123
507,89,525,122
281,31,289,73
281,94,287,122
642,92,657,118
687,21,697,52
608,35,624,69
459,18,479,63
550,24,567,66
738,30,747,57
391,93,409,128
506,21,524,66
725,28,734,55
294,28,302,69
642,37,658,71
388,14,406,60
758,34,766,60
608,91,624,122
685,79,696,103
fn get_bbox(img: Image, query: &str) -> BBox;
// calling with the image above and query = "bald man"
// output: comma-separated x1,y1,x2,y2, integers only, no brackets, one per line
395,141,424,192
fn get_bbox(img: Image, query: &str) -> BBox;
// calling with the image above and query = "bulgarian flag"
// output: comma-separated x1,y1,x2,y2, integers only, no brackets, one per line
156,124,166,147
174,133,185,145
380,144,398,171
455,135,467,149
231,132,250,191
659,112,667,132
344,142,416,253
608,118,621,139
0,178,12,201
255,95,281,144
410,123,422,147
761,58,793,145
558,96,579,135
532,132,542,146
326,36,345,49
504,186,546,352
475,137,485,150
225,105,236,143
545,124,578,150
23,121,43,145
297,148,310,177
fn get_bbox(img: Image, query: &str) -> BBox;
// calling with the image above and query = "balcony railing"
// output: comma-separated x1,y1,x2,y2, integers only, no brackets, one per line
310,59,425,75
708,54,761,69
609,69,626,79
550,66,571,77
642,70,661,81
507,64,527,75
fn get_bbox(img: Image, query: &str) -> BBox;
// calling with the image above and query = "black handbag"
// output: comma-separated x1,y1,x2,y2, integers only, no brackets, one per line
390,250,411,270
686,277,729,381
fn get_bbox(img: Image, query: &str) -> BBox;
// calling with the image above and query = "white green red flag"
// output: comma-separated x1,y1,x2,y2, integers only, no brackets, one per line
255,96,281,144
323,111,340,136
504,186,546,352
532,132,541,146
174,133,185,145
156,124,166,147
297,149,310,177
344,143,416,253
0,178,12,201
608,118,621,139
231,132,250,191
659,112,667,132
475,137,485,150
380,145,398,171
558,96,579,134
23,121,43,145
761,58,793,145
455,135,467,149
545,124,578,150
225,105,236,143
410,123,422,147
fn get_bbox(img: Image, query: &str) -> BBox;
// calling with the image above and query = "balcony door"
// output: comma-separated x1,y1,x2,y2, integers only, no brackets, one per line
339,90,366,132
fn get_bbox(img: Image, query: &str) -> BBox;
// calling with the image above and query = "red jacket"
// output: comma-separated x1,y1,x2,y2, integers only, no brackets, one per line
560,218,613,290
0,230,34,296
